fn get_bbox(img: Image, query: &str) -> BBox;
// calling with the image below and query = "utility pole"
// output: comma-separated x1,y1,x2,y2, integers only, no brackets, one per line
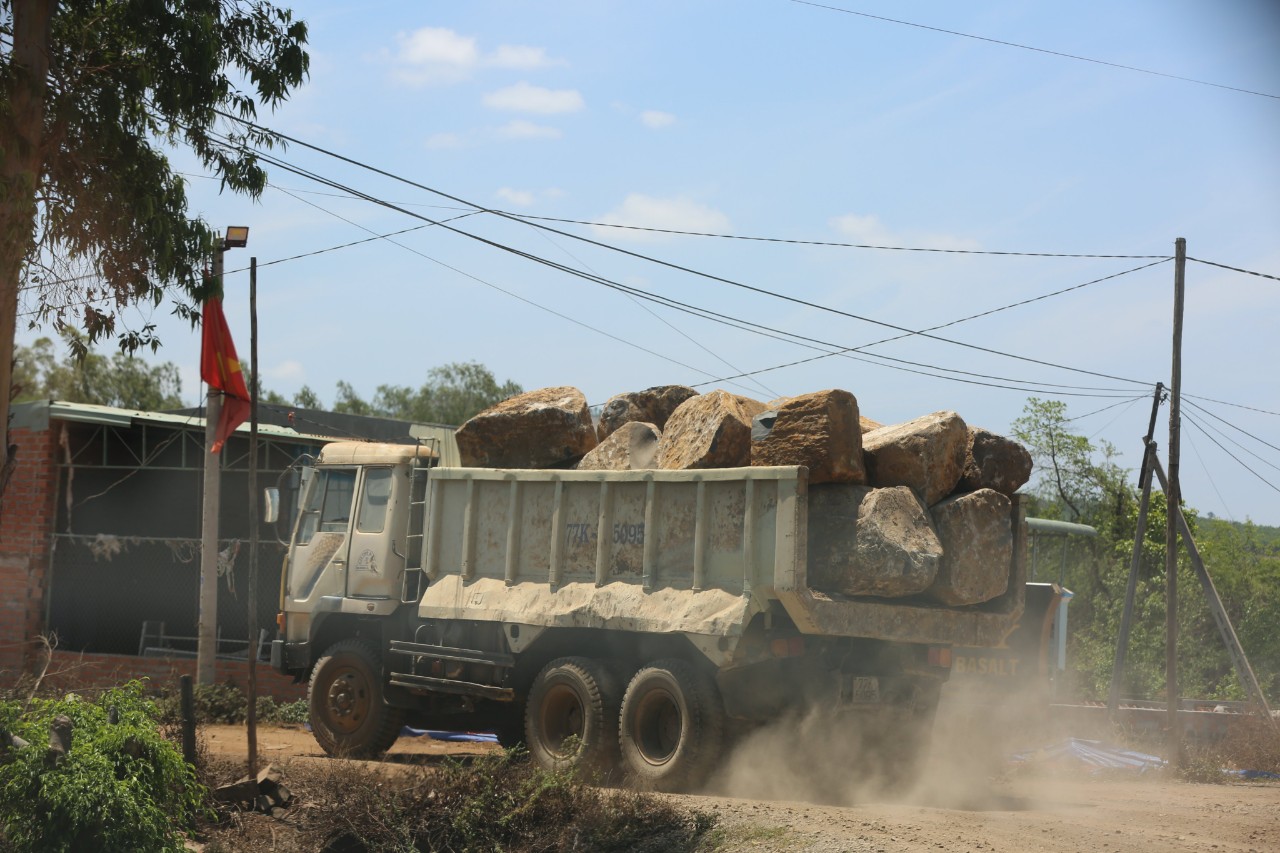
1166,236,1185,767
247,256,260,773
197,242,226,687
197,226,249,686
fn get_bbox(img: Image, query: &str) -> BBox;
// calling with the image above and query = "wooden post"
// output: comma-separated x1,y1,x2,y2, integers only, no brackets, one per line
1166,237,1185,766
1108,383,1164,719
247,257,259,774
1149,456,1278,732
179,674,197,766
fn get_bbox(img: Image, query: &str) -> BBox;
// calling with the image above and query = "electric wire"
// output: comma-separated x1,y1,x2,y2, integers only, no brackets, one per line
503,212,1172,259
788,0,1280,101
262,159,1135,399
1187,257,1280,283
1182,410,1280,495
1184,426,1236,522
1087,395,1145,440
269,185,733,385
1180,406,1280,475
235,135,1145,399
1183,399,1280,456
1062,393,1153,425
213,111,1160,389
1183,393,1280,418
517,218,781,400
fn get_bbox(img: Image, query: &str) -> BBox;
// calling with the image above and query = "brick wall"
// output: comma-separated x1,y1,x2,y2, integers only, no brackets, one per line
43,649,307,702
0,425,57,678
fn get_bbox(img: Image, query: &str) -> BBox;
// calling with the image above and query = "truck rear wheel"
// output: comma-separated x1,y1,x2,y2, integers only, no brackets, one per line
309,639,404,759
524,657,620,775
618,658,724,792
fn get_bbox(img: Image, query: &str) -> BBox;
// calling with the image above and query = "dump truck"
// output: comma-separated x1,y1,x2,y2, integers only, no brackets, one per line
271,441,1026,790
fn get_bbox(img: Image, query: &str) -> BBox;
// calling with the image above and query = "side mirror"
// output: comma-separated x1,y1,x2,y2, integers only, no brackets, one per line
263,487,280,524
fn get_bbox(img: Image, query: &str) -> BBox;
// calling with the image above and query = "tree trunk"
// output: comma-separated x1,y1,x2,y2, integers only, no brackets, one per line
0,0,57,511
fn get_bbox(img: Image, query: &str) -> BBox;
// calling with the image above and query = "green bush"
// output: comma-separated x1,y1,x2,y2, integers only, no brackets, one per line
154,682,309,726
0,681,207,852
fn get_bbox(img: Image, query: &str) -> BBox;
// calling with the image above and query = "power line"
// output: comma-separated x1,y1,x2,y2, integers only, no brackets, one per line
788,0,1280,101
503,212,1172,259
269,185,739,387
1183,393,1280,418
213,111,1159,389
1183,409,1280,476
1182,410,1280,495
1183,399,1280,457
229,133,1145,400
1187,257,1280,283
1063,393,1154,424
515,217,781,400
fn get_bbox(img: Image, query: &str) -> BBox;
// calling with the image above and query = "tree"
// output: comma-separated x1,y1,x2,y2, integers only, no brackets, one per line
1011,397,1280,705
0,0,309,506
14,332,184,409
316,362,523,425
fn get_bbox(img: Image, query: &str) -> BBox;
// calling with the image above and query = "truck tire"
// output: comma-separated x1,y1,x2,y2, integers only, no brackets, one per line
524,657,620,775
618,658,724,792
309,639,404,759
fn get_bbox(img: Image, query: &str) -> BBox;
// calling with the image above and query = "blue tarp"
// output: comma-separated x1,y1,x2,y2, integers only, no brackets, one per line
1008,738,1166,773
400,726,499,743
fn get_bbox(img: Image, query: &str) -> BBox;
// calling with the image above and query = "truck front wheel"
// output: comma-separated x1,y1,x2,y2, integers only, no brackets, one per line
618,659,724,792
525,657,620,776
309,639,404,758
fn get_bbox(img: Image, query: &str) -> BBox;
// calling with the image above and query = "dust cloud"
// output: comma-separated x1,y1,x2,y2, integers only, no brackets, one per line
705,681,1056,810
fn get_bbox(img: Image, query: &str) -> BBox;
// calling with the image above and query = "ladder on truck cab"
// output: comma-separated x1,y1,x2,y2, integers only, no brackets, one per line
400,448,434,604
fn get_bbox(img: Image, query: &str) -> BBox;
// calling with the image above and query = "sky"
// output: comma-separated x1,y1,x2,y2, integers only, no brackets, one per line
18,0,1280,525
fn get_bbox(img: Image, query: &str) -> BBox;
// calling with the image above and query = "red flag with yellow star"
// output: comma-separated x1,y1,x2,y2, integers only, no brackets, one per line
200,298,251,453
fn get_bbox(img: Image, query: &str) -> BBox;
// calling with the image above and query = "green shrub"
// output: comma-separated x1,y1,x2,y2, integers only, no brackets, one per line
154,683,308,727
0,681,207,852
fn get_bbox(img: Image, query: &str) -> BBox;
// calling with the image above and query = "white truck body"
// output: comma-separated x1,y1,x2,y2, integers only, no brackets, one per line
274,441,1026,787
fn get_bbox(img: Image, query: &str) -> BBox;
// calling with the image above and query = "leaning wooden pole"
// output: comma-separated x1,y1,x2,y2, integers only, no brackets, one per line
1165,237,1185,766
1149,456,1278,732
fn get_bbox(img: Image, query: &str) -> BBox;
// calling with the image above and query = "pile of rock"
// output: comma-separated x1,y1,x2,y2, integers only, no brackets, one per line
454,384,1032,607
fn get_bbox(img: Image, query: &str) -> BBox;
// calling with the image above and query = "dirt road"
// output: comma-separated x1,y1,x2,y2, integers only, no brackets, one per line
204,725,1277,852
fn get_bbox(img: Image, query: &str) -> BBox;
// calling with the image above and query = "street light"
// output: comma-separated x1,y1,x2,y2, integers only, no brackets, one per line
223,226,250,249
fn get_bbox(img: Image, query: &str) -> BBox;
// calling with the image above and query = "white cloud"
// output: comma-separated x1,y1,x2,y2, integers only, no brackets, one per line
424,132,465,150
390,27,478,85
496,187,536,207
640,110,676,129
388,28,562,86
498,119,562,140
484,81,584,114
594,194,730,242
830,213,981,251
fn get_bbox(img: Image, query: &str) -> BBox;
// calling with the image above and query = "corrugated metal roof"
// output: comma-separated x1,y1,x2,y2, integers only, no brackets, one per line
11,399,334,443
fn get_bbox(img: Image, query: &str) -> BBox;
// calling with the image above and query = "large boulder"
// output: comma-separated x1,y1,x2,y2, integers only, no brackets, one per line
807,485,941,597
656,390,767,470
958,426,1033,496
597,385,699,441
927,488,1013,606
456,386,597,468
751,389,866,484
578,421,661,471
862,411,968,505
859,416,884,434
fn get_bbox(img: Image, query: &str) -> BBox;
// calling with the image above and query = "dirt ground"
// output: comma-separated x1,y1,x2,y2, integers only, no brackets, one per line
201,724,1279,852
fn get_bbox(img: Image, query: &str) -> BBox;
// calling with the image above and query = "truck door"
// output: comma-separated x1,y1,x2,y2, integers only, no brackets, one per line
346,466,399,599
286,467,357,604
